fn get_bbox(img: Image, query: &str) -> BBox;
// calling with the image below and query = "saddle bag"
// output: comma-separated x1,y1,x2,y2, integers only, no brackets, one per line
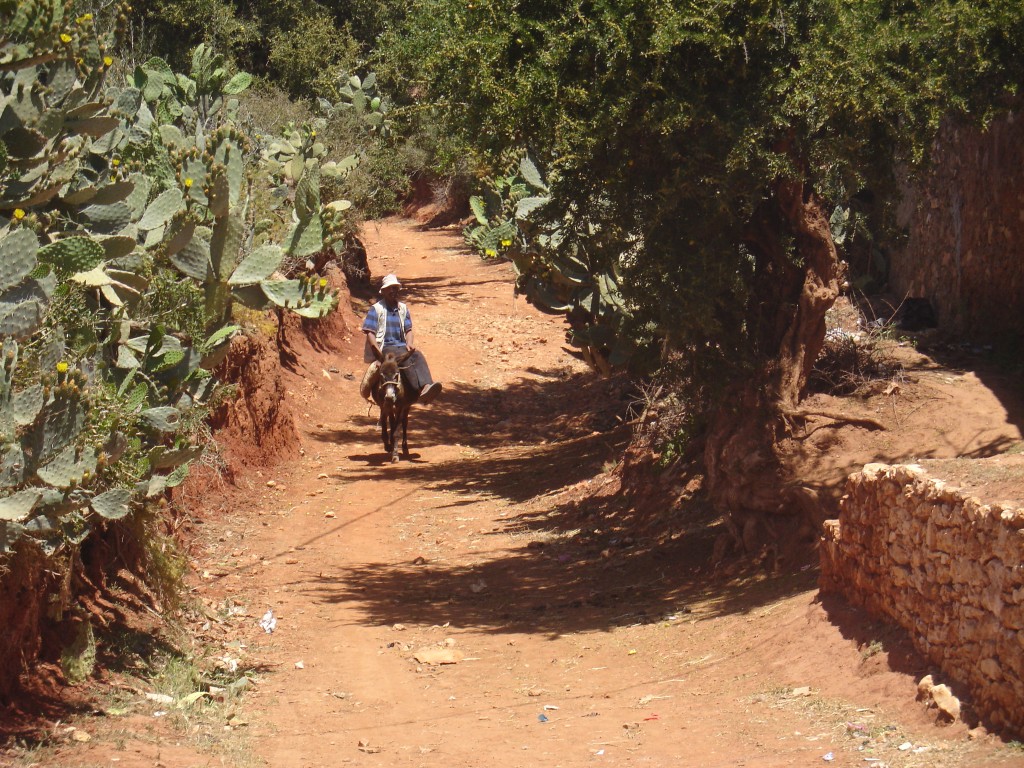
359,361,381,401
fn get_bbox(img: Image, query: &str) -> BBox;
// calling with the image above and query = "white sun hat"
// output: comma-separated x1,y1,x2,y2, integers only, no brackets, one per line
380,274,402,290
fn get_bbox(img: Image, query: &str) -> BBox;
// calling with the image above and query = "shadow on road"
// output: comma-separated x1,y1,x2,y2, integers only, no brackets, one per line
296,346,1024,641
294,367,826,638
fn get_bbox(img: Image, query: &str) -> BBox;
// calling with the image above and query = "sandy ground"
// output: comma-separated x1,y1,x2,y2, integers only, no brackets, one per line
17,218,1024,768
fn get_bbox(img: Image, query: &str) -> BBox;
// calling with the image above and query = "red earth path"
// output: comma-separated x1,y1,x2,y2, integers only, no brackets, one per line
31,218,1024,768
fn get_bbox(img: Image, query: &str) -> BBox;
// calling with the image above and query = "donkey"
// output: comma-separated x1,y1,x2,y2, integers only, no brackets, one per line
367,349,420,463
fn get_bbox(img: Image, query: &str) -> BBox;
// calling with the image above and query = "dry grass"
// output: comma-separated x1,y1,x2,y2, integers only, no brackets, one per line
755,685,1006,767
810,300,904,396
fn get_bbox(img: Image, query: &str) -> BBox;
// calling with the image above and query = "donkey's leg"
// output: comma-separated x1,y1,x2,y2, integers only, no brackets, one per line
390,414,401,463
400,408,410,456
380,413,392,454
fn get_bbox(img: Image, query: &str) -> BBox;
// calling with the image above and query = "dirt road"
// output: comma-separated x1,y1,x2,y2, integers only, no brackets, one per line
199,219,1017,768
32,219,1022,767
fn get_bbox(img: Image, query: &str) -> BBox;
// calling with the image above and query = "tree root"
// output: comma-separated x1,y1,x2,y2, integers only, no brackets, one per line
782,407,886,431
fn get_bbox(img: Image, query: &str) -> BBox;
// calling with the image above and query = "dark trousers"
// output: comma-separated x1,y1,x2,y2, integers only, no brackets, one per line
383,345,433,391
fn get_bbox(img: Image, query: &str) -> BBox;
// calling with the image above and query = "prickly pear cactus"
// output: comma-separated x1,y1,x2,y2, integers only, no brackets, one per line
323,72,394,138
464,154,636,373
465,155,550,258
0,1,184,556
0,1,130,224
0,3,349,562
263,122,360,186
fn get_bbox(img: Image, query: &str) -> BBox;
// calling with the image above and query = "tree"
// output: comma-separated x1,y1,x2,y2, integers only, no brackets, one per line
132,0,364,97
381,0,1024,538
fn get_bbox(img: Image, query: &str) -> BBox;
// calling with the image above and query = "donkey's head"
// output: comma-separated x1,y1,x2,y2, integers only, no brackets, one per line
376,349,414,409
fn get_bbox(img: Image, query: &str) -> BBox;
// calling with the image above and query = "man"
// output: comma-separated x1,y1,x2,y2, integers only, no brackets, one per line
361,274,442,405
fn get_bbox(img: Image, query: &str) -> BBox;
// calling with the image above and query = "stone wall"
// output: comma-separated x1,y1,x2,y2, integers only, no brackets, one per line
819,463,1024,736
891,110,1024,342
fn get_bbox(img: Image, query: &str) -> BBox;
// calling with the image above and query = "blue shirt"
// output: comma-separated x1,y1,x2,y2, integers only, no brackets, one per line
362,301,412,348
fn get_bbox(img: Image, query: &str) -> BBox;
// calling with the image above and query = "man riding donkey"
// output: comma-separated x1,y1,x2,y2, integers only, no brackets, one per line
359,274,442,407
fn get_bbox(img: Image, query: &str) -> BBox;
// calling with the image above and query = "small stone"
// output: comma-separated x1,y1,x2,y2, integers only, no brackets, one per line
979,658,1001,680
266,480,276,487
916,674,934,700
930,684,961,721
357,739,381,753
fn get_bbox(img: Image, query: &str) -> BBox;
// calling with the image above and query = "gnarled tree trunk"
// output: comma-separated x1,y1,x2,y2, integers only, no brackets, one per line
704,179,841,552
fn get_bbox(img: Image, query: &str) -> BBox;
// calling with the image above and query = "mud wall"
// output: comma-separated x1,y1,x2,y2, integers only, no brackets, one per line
819,463,1024,736
0,547,49,705
891,110,1024,341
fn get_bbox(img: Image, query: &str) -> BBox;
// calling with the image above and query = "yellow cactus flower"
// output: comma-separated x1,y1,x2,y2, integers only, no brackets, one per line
501,239,512,247
103,55,113,67
77,12,93,22
13,209,26,220
319,278,328,288
111,158,120,166
56,362,69,373
184,177,194,188
485,248,497,257
60,33,72,43
310,130,317,137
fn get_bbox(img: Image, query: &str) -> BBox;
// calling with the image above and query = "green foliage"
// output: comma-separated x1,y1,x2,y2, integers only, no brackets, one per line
384,0,1024,394
464,154,639,374
128,49,343,325
324,72,394,139
268,12,360,99
0,1,346,563
137,0,261,71
133,0,381,98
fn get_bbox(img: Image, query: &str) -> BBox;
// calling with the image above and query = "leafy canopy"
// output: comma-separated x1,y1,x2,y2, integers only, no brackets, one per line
381,0,1024,383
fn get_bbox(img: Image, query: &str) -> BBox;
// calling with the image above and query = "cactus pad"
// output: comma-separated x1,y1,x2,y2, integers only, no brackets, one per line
0,489,43,522
282,214,324,258
141,406,181,433
138,188,184,231
0,228,39,292
209,210,243,280
91,488,132,520
39,236,106,273
81,201,132,233
37,445,97,488
0,445,25,489
171,234,212,281
11,383,44,426
38,392,86,461
228,245,284,285
0,299,47,339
